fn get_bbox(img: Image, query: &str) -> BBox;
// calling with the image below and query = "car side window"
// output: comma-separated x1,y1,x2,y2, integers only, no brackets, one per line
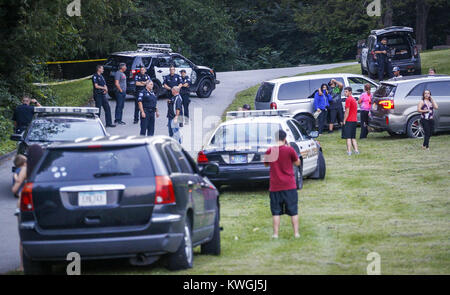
172,56,191,69
426,81,450,97
163,144,181,174
278,81,310,100
170,144,194,174
182,149,200,174
287,120,302,141
348,77,377,95
142,57,152,67
407,83,426,98
293,120,310,139
157,57,171,67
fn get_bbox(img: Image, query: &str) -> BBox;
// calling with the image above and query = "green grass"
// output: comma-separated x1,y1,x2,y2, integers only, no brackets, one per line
51,78,93,107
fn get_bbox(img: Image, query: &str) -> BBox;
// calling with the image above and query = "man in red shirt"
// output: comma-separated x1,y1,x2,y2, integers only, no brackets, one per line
264,130,301,239
342,87,360,155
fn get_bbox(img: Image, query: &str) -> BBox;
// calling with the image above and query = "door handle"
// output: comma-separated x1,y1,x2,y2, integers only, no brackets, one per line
157,70,162,73
187,180,195,188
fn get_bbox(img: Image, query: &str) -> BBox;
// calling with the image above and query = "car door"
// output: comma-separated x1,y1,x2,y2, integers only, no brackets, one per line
286,120,316,175
153,56,172,85
426,81,450,129
172,55,193,79
361,38,369,69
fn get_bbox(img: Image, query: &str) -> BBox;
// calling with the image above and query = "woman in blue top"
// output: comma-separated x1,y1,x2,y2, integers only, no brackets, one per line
314,84,332,134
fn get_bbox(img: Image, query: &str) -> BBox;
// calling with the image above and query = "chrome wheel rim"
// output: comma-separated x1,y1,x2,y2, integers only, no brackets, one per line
411,119,424,138
184,225,192,264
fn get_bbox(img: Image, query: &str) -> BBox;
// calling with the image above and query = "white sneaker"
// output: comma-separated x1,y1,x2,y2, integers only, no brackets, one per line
347,151,352,156
294,233,301,238
272,234,279,239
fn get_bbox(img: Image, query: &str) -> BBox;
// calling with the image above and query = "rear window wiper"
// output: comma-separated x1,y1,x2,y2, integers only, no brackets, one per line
93,172,131,178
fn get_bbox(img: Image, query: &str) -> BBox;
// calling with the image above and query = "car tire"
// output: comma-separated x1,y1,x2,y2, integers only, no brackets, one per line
22,250,52,275
196,79,213,98
406,115,424,138
295,165,303,190
310,150,326,179
166,219,193,271
294,114,314,133
200,207,221,256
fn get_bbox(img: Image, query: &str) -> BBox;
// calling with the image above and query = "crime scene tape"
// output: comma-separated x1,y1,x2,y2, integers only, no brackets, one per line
42,58,107,65
33,75,92,87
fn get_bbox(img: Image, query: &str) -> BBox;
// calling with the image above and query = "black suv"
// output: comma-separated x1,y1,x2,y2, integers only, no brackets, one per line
360,26,421,79
103,44,220,98
18,135,221,274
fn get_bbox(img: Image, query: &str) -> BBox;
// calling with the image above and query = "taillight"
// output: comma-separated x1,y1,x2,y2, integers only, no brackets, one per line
379,100,394,110
385,116,389,125
155,176,175,205
270,102,277,110
20,183,34,212
197,151,209,164
130,69,140,79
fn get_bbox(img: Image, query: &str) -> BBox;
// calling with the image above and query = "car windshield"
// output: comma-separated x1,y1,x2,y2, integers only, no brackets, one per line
26,118,105,142
210,122,282,149
34,146,153,182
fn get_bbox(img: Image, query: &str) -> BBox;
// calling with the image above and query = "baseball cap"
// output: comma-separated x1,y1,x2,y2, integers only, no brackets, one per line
242,104,251,110
179,69,186,73
392,66,400,72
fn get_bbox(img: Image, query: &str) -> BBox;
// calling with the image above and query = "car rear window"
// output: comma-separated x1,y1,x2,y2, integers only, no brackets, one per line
255,83,274,102
105,55,135,70
278,81,309,100
26,118,105,142
34,146,154,182
374,84,397,97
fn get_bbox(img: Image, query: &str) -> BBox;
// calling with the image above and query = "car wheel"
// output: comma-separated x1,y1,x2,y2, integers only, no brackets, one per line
22,250,52,275
200,207,221,255
295,165,303,190
310,150,326,179
196,79,213,98
294,114,314,133
166,219,193,270
406,115,424,138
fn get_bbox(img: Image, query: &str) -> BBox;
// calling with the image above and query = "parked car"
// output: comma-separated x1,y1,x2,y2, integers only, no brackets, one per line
360,26,421,79
197,110,326,189
103,44,220,98
18,135,221,274
254,74,379,131
10,107,107,171
369,75,450,138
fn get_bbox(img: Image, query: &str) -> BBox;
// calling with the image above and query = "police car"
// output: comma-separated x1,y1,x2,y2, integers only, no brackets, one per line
10,107,108,163
103,44,220,98
197,110,326,189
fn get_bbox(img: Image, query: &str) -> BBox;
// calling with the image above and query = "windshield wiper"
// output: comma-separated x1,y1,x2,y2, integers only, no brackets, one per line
93,172,131,178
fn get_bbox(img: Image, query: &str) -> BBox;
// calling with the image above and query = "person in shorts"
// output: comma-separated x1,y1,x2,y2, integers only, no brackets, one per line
342,87,359,155
327,79,344,133
264,130,301,239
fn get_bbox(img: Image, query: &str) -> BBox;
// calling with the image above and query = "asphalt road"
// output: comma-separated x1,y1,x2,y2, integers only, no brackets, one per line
0,62,356,273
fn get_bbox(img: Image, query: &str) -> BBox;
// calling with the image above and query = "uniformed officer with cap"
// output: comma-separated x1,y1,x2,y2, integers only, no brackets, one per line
12,95,41,133
134,66,151,124
138,80,159,136
179,69,191,121
163,65,182,95
92,65,115,127
374,37,393,81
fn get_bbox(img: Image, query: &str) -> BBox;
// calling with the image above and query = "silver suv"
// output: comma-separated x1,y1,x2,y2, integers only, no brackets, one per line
254,74,378,131
369,75,450,138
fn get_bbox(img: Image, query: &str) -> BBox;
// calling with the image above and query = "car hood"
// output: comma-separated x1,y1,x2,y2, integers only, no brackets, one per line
195,65,213,71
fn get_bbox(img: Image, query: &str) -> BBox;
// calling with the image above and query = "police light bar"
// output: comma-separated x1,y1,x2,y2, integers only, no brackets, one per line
34,107,99,114
137,44,172,53
137,43,171,48
226,109,290,120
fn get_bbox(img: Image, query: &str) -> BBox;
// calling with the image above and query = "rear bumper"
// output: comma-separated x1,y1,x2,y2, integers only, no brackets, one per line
21,213,184,261
369,112,406,134
207,164,270,185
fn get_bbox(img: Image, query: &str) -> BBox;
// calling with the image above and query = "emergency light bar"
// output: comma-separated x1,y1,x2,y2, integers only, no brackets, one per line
34,107,99,114
137,44,172,53
226,109,290,120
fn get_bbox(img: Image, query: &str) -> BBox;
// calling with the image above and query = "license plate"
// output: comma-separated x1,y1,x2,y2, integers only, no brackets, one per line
230,154,247,164
78,191,107,207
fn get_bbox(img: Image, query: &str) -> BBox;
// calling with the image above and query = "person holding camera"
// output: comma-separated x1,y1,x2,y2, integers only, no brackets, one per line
417,89,438,150
327,79,344,133
314,84,332,135
12,96,41,133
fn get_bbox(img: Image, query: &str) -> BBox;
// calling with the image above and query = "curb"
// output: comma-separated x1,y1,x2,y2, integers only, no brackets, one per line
0,150,16,163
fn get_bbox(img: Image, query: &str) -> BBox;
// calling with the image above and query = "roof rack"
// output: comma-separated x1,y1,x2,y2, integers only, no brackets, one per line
34,107,99,115
137,44,172,53
226,109,290,120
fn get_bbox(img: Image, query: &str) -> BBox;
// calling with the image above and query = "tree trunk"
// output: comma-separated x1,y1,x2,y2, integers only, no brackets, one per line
415,0,431,50
383,0,393,27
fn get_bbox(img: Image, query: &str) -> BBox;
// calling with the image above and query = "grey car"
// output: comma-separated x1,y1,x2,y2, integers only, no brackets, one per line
369,75,450,138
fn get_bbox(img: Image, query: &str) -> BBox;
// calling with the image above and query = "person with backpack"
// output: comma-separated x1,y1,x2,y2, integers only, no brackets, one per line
167,86,183,143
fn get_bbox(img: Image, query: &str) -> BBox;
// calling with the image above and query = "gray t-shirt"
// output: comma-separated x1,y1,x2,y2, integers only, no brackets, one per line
115,71,127,93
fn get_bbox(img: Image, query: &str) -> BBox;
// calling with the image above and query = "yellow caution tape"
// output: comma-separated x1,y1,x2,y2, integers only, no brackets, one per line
42,58,107,65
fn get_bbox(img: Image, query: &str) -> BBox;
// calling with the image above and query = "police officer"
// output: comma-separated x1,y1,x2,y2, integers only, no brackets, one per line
12,96,41,133
374,37,393,81
167,86,183,143
92,65,115,127
179,69,191,121
134,66,151,124
163,65,182,95
138,81,159,136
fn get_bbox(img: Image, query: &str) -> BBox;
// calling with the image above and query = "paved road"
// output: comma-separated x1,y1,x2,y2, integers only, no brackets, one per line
0,62,356,273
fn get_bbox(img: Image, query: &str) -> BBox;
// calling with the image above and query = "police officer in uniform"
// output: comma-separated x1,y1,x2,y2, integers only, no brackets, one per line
138,81,159,136
163,65,182,95
374,37,393,81
12,96,41,133
179,69,191,121
134,66,151,124
92,65,115,127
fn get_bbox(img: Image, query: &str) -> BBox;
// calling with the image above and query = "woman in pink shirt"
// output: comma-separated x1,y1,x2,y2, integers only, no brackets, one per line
358,84,372,139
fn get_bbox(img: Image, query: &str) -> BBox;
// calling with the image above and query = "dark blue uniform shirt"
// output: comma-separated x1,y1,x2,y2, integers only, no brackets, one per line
92,73,106,94
135,73,150,94
180,76,191,95
12,104,34,128
138,89,157,110
163,74,182,89
374,43,389,61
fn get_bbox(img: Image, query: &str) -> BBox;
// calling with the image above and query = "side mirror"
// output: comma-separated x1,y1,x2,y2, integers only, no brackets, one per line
308,131,319,138
200,163,219,176
10,133,23,141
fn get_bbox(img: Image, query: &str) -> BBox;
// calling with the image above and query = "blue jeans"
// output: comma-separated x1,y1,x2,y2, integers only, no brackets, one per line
114,90,126,122
168,118,181,143
140,109,155,136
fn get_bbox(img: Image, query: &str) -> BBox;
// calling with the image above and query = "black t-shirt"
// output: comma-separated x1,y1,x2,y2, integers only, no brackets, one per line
12,104,34,128
167,95,183,119
92,73,106,94
328,86,343,110
138,89,157,110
